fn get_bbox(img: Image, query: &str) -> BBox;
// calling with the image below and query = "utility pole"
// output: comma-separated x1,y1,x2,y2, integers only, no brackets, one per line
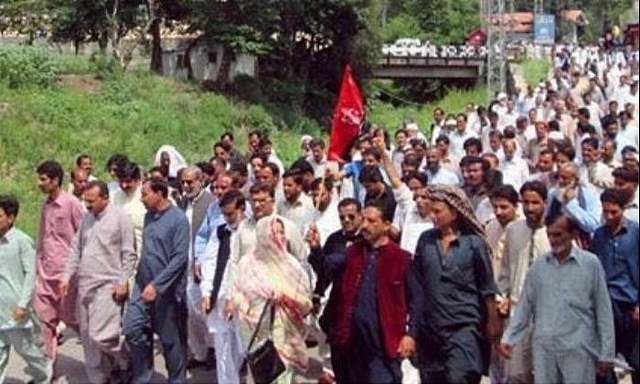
482,0,507,100
534,0,544,14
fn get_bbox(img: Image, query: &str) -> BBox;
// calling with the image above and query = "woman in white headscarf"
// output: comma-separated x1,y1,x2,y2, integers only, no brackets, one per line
232,216,312,383
154,145,188,180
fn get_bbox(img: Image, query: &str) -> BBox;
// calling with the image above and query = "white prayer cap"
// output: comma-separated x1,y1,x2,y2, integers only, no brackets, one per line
406,122,419,131
497,92,508,100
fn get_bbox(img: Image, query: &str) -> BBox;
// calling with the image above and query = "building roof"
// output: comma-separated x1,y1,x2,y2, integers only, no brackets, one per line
486,10,586,34
562,10,587,25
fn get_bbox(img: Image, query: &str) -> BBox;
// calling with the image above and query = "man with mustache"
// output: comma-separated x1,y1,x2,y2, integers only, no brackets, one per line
497,181,551,383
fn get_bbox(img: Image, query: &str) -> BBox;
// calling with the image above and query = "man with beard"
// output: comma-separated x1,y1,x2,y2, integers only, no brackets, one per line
177,166,215,370
498,181,551,383
112,162,146,256
424,147,459,186
460,156,494,224
546,162,602,243
579,137,614,192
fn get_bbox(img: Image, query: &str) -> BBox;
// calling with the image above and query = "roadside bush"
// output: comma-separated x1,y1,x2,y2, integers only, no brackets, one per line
0,46,59,88
89,52,122,80
230,74,265,104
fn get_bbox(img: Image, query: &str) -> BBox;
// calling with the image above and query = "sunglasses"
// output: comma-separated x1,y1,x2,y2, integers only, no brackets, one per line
339,214,357,221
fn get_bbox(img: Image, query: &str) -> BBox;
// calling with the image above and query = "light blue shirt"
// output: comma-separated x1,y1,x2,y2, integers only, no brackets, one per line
502,247,615,361
547,185,602,234
0,227,37,330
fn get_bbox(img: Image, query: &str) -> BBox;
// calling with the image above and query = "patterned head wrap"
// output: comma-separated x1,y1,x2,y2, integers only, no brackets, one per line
427,184,486,239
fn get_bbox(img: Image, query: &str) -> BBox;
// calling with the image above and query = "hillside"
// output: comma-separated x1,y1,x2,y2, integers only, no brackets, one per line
0,48,488,236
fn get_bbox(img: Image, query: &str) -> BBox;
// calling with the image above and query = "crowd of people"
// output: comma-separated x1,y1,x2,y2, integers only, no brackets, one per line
0,42,638,384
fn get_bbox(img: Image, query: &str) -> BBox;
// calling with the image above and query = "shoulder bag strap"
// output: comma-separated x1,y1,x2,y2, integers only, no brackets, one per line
246,300,272,351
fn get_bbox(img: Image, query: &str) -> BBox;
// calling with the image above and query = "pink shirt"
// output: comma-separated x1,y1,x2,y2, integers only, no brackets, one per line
36,191,84,281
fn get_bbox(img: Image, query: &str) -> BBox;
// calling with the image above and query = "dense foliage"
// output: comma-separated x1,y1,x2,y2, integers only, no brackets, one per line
0,45,59,87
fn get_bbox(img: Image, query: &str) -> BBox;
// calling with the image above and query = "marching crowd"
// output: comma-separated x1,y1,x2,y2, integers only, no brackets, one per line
0,43,639,384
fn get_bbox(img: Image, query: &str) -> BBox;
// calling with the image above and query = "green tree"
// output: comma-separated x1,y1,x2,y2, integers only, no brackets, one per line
0,0,49,43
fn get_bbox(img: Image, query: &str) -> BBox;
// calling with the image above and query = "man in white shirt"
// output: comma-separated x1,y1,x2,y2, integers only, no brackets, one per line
449,113,478,159
485,185,520,384
111,162,146,255
618,111,639,151
498,181,551,384
424,147,459,186
500,138,530,191
277,169,315,234
435,135,460,174
429,108,447,146
200,190,245,384
500,99,519,130
579,137,614,192
307,139,338,179
309,178,341,247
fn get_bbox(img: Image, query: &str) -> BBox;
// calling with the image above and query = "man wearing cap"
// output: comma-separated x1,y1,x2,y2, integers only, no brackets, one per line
492,92,508,116
405,121,427,144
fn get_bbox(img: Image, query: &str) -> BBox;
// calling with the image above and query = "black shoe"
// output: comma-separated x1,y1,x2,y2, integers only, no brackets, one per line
110,365,133,384
186,358,208,370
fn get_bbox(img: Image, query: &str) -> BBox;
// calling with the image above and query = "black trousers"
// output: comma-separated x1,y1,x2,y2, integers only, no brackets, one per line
597,300,639,384
418,326,487,384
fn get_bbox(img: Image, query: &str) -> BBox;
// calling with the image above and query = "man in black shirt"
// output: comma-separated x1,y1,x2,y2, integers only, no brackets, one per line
306,198,363,384
359,166,397,221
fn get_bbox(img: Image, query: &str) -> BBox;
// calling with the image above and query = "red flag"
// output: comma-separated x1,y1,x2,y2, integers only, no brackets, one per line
328,65,364,163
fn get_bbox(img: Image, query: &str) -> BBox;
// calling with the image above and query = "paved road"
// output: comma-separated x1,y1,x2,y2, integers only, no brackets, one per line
6,331,632,384
5,330,323,383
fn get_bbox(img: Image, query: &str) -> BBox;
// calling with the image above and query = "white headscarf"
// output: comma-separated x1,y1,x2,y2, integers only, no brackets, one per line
154,145,187,178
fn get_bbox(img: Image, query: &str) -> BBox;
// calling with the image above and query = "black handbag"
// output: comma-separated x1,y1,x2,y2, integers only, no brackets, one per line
245,301,286,384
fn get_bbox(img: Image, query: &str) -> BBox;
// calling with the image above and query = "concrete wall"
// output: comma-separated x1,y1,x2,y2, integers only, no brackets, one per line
1,35,256,80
